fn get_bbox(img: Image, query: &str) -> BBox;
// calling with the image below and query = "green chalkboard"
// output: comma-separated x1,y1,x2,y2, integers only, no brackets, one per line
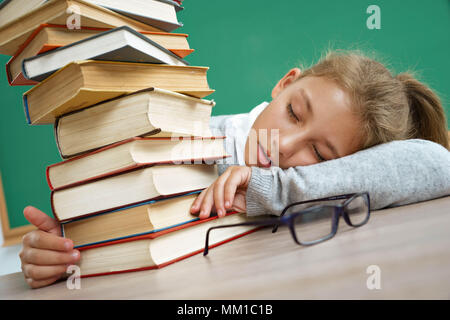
0,0,449,231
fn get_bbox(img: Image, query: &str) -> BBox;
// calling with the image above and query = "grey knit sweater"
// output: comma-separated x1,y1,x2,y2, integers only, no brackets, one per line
209,109,450,217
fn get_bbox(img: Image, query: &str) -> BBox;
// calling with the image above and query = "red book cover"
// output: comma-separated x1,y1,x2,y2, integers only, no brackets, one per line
77,212,263,278
6,24,194,86
46,136,229,191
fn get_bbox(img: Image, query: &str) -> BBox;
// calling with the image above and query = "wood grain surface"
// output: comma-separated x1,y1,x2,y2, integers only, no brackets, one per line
1,196,449,299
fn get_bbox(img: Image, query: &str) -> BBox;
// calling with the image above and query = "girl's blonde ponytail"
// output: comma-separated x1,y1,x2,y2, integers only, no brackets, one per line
396,73,449,149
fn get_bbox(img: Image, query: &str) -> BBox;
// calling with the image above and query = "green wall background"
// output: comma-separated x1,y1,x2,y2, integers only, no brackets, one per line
0,0,449,229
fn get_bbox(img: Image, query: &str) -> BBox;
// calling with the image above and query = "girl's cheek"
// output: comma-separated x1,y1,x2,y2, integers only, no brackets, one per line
282,149,317,168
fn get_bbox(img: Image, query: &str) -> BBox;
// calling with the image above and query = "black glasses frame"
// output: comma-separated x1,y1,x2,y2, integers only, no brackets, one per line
203,192,370,256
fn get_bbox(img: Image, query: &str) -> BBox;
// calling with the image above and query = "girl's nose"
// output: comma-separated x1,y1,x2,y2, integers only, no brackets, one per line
276,131,307,160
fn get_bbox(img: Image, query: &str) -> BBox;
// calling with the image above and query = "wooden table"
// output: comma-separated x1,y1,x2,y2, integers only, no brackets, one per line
1,196,449,299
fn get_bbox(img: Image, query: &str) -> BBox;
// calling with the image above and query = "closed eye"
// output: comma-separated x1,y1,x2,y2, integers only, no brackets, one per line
313,145,326,162
286,104,299,122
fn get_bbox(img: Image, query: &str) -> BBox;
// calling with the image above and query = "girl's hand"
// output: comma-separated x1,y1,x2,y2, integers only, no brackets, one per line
19,206,80,289
190,166,252,219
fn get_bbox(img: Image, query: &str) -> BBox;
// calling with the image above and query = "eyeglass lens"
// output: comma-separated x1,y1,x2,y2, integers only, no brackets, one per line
345,195,369,226
291,206,335,244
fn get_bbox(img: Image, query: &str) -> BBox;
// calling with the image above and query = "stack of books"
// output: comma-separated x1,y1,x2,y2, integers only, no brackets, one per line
1,0,260,277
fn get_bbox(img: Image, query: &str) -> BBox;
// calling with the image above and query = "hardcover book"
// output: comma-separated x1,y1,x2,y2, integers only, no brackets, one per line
77,212,261,277
23,60,214,125
6,24,194,86
62,191,203,248
53,88,215,158
0,0,164,56
51,164,220,222
22,26,189,82
47,136,228,190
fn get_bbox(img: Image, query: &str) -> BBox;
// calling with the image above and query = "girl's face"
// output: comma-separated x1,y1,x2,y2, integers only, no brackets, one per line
244,68,363,169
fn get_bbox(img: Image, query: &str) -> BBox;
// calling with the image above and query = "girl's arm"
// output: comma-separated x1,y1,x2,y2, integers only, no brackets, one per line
246,139,450,216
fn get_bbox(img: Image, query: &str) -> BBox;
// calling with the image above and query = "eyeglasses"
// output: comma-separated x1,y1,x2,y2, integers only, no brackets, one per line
203,192,370,256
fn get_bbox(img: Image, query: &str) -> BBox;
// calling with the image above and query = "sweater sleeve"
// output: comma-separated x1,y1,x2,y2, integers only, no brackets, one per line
245,139,450,216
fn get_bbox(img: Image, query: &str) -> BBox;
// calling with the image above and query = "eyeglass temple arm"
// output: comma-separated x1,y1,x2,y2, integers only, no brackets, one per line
272,193,361,234
203,218,280,256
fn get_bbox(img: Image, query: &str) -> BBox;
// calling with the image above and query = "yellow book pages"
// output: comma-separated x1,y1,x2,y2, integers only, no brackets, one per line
63,193,199,248
0,0,163,55
23,60,215,125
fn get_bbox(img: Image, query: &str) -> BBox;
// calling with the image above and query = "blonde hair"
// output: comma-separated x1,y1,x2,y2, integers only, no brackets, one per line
296,49,449,150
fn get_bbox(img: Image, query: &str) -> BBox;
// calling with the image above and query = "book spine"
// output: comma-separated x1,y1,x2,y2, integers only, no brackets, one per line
50,190,60,221
22,94,31,125
5,59,13,86
53,116,64,160
60,223,65,238
45,165,54,191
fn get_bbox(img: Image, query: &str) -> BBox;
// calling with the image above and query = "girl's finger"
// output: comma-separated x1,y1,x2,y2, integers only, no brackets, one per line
23,206,61,235
22,264,68,281
213,177,227,218
190,188,209,214
199,186,216,220
22,247,80,266
25,275,62,289
223,171,243,210
191,168,232,215
211,169,233,217
22,230,73,252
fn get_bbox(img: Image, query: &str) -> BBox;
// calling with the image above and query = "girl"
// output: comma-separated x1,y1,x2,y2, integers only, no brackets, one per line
190,49,450,219
20,49,450,288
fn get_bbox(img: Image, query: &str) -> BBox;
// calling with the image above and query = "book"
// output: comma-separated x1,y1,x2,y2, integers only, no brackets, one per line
77,212,261,277
0,0,164,56
22,26,189,82
0,0,48,29
53,88,215,158
0,0,183,30
51,164,220,222
23,60,214,125
86,0,183,32
47,136,228,190
6,24,194,86
62,192,203,248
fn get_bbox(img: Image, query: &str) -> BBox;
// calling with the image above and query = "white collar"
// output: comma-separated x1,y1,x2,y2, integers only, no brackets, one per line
233,101,269,165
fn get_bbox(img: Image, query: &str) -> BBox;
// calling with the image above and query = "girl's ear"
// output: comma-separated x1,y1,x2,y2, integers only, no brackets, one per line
271,68,302,99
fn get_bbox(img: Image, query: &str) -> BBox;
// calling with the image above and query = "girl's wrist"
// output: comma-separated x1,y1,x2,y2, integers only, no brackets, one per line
245,167,273,217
